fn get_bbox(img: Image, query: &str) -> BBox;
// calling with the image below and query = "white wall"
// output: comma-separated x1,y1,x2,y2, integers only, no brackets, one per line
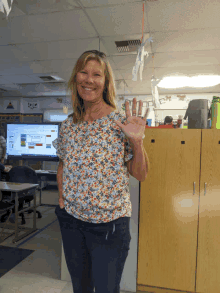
0,93,218,125
0,96,73,116
123,93,217,126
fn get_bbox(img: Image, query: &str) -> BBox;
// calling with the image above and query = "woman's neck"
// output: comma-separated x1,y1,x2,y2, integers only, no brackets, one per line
83,104,115,121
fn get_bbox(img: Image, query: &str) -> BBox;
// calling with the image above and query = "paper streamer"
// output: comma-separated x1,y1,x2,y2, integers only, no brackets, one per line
132,36,153,82
0,0,14,18
151,77,161,109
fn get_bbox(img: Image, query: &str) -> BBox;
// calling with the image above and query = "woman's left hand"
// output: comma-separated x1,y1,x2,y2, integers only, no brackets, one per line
115,97,149,143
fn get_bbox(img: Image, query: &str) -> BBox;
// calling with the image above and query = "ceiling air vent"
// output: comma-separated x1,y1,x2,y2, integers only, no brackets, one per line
115,39,141,53
39,76,57,82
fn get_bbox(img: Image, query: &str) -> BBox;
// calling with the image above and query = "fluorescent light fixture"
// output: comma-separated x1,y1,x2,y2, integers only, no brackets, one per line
157,75,220,89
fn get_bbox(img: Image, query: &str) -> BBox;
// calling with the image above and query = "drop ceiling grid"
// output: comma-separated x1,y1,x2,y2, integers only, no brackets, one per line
40,59,77,75
79,0,141,8
111,54,153,70
3,75,38,84
151,28,220,53
11,0,81,16
9,9,98,44
146,0,220,32
118,63,154,81
84,2,144,36
122,80,152,94
153,50,220,68
40,38,100,61
0,0,220,97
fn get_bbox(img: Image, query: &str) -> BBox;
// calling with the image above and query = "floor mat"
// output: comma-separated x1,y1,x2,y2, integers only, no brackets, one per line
0,245,34,278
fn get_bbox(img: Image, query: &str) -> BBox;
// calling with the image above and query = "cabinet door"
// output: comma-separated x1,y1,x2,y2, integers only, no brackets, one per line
197,129,220,293
137,129,201,292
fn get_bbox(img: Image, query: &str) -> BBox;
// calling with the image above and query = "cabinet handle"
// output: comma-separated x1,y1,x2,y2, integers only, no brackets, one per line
193,182,195,195
204,182,207,196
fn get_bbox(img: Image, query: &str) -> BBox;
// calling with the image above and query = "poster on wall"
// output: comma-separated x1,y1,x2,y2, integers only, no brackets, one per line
4,100,18,111
28,102,39,110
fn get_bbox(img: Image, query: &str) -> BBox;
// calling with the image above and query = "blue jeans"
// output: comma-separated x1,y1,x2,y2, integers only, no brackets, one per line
55,205,131,293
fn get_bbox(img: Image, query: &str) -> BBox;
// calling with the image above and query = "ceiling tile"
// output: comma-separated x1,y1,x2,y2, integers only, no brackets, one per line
147,0,220,32
13,0,81,15
111,54,153,70
80,0,139,8
9,9,97,44
86,2,144,36
152,28,220,53
3,75,37,84
154,50,220,68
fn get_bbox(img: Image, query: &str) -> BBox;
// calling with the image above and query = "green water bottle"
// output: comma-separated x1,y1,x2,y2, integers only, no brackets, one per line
211,96,220,129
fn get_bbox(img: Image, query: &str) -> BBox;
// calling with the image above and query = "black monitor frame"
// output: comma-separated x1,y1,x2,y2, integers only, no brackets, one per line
5,122,60,162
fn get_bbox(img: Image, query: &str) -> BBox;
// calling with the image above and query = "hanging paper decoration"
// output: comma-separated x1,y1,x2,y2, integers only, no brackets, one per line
132,1,153,81
151,77,161,109
0,0,14,18
132,36,153,82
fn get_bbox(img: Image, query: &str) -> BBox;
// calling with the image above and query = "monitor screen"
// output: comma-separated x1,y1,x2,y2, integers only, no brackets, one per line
6,123,59,160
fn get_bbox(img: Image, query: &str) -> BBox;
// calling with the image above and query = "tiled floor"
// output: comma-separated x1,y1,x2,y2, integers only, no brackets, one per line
0,187,135,293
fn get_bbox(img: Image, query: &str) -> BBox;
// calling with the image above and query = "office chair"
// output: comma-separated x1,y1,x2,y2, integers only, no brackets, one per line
0,192,15,242
1,166,42,225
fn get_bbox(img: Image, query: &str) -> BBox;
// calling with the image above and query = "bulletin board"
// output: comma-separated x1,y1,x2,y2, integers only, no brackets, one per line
20,113,43,123
0,113,21,137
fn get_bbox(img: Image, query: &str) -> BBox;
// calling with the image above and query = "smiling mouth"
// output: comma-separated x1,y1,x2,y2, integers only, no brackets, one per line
82,86,95,91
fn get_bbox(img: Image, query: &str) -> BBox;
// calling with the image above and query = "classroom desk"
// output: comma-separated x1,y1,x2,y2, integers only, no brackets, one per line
35,170,57,206
0,182,39,243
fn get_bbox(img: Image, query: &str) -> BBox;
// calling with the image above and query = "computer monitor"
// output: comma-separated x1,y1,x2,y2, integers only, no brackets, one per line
5,123,60,161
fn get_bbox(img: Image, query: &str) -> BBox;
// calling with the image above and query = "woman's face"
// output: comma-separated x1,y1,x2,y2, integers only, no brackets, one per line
76,60,106,103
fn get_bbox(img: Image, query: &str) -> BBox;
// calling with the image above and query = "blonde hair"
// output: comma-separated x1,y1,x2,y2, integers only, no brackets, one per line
67,50,118,124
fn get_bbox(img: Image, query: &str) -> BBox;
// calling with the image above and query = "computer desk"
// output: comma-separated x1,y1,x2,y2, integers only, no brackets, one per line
0,182,39,243
35,170,57,206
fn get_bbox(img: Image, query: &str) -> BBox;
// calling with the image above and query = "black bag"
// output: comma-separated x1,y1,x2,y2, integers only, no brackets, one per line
184,99,210,129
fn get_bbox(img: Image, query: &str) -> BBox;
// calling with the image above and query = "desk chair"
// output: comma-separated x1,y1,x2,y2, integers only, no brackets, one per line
1,166,42,225
0,193,15,242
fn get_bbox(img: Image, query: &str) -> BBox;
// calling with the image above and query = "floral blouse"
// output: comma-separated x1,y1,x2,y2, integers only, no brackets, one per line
52,110,133,224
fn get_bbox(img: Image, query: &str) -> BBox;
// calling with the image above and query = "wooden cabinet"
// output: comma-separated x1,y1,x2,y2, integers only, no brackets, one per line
197,129,220,292
137,129,220,293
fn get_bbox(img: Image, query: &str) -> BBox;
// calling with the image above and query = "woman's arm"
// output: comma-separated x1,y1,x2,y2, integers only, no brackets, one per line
125,140,149,182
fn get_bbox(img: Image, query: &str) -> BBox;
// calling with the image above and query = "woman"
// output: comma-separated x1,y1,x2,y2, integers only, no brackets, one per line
53,50,149,293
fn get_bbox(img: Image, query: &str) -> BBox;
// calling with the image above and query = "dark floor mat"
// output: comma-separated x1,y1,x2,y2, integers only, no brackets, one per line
0,245,34,278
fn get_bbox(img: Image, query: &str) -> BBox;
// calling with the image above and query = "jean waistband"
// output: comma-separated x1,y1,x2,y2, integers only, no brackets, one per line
72,214,130,231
